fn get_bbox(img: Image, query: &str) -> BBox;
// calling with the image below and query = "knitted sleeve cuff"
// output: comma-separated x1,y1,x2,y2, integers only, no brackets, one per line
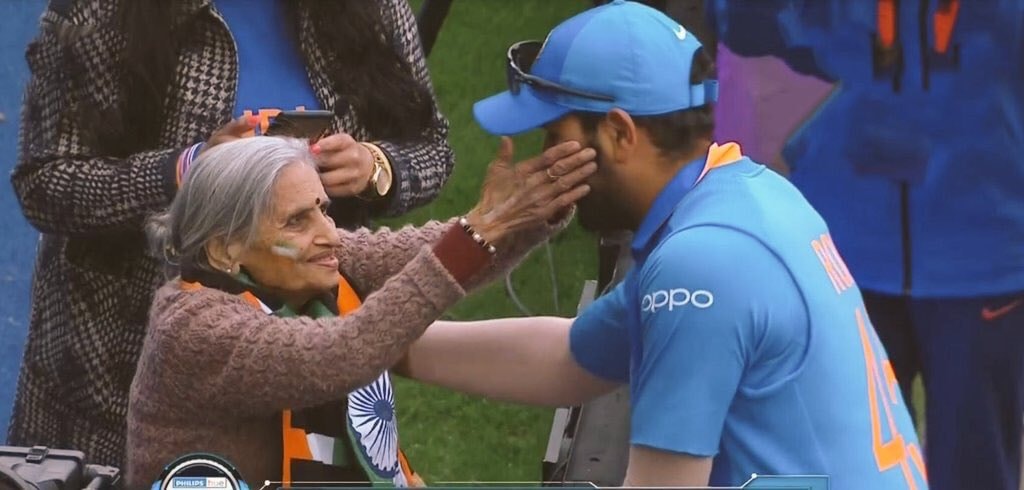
431,224,494,287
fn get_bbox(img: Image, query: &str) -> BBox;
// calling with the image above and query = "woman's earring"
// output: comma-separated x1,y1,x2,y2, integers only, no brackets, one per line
226,265,235,275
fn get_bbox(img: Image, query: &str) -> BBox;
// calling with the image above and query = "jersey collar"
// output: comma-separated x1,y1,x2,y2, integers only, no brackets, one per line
630,142,745,260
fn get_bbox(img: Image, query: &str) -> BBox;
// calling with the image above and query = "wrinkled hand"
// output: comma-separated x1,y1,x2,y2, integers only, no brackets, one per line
311,133,375,198
467,137,597,246
200,115,259,155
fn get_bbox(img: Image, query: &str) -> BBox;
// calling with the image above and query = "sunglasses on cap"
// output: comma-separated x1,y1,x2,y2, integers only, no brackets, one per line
506,40,615,102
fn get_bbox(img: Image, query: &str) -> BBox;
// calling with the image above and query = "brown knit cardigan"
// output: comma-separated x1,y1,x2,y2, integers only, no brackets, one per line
8,0,453,468
124,219,559,488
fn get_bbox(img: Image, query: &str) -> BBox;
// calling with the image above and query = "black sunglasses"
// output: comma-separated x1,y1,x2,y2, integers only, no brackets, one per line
506,40,615,102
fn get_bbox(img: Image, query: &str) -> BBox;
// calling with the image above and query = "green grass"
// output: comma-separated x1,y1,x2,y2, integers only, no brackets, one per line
382,0,593,483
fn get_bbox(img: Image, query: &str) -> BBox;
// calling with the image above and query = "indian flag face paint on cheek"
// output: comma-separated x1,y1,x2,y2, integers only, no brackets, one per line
270,241,301,260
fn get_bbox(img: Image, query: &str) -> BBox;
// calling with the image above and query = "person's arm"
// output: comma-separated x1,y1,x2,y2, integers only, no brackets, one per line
371,0,454,216
142,232,488,418
335,220,452,293
396,316,619,407
397,281,633,406
10,4,203,236
623,446,712,488
337,213,569,295
623,226,806,486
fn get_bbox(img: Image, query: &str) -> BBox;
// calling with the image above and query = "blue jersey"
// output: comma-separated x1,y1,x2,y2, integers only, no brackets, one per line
214,0,322,119
570,144,927,489
711,0,1024,297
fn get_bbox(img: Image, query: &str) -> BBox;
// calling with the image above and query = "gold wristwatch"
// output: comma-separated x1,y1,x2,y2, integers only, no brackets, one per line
358,142,394,200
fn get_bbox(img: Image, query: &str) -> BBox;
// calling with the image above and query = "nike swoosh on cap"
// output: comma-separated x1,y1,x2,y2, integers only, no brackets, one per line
981,298,1023,321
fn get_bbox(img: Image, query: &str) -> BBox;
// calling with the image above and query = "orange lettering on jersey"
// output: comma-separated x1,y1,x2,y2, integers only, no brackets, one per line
882,360,899,404
813,234,856,295
812,239,842,293
813,238,843,294
856,308,928,489
857,309,907,471
822,234,856,289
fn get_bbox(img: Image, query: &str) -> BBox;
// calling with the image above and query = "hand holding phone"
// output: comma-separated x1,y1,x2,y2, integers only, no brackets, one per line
313,133,389,199
203,115,260,154
265,110,334,140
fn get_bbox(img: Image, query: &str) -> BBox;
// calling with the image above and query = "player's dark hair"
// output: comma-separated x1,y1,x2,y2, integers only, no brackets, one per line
58,1,435,158
576,47,715,160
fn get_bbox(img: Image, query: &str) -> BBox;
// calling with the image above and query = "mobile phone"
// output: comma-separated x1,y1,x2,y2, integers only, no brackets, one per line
264,110,333,139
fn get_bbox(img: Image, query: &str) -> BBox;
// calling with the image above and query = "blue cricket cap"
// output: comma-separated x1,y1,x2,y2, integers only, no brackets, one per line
473,0,718,136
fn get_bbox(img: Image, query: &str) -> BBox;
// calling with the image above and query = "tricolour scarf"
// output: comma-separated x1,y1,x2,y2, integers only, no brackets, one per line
181,267,423,487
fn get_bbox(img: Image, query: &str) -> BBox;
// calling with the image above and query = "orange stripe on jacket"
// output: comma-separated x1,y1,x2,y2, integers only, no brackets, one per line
877,0,897,48
933,0,960,54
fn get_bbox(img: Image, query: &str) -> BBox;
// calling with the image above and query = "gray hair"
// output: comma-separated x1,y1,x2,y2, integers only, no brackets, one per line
147,136,317,276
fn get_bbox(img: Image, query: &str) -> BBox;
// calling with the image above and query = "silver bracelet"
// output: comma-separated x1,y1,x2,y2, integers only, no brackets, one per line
458,216,497,255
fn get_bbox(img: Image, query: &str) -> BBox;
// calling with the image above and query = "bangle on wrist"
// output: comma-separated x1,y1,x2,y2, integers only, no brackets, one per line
175,142,204,188
458,216,497,255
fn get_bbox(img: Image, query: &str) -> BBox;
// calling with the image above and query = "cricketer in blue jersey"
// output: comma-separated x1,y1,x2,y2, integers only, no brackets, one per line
392,1,927,488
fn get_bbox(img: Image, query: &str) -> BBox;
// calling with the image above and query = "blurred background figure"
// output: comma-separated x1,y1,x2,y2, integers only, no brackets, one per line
7,0,453,469
710,1,1024,489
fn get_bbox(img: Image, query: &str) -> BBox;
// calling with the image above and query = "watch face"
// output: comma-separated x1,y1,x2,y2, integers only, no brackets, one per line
375,166,393,196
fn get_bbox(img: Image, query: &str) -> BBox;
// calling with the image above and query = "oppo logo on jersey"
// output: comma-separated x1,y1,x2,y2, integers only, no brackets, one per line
641,288,714,312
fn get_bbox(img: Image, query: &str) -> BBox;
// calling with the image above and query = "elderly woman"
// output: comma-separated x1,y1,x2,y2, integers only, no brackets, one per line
126,136,596,487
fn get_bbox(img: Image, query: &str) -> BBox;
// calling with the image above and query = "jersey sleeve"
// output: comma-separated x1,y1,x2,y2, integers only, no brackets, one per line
629,226,805,457
569,282,632,383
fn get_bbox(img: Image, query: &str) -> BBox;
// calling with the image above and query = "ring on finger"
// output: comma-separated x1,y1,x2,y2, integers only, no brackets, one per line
546,168,560,182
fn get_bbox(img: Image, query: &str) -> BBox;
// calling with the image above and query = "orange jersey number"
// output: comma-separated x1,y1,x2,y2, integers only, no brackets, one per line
856,308,928,489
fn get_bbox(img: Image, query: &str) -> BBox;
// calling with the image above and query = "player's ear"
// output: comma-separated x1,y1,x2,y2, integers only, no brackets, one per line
604,108,638,164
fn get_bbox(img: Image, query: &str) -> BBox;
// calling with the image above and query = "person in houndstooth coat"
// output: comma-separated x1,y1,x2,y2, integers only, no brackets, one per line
8,0,454,468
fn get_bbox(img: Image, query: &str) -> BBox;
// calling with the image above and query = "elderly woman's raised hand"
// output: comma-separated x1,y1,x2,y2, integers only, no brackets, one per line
465,137,597,246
